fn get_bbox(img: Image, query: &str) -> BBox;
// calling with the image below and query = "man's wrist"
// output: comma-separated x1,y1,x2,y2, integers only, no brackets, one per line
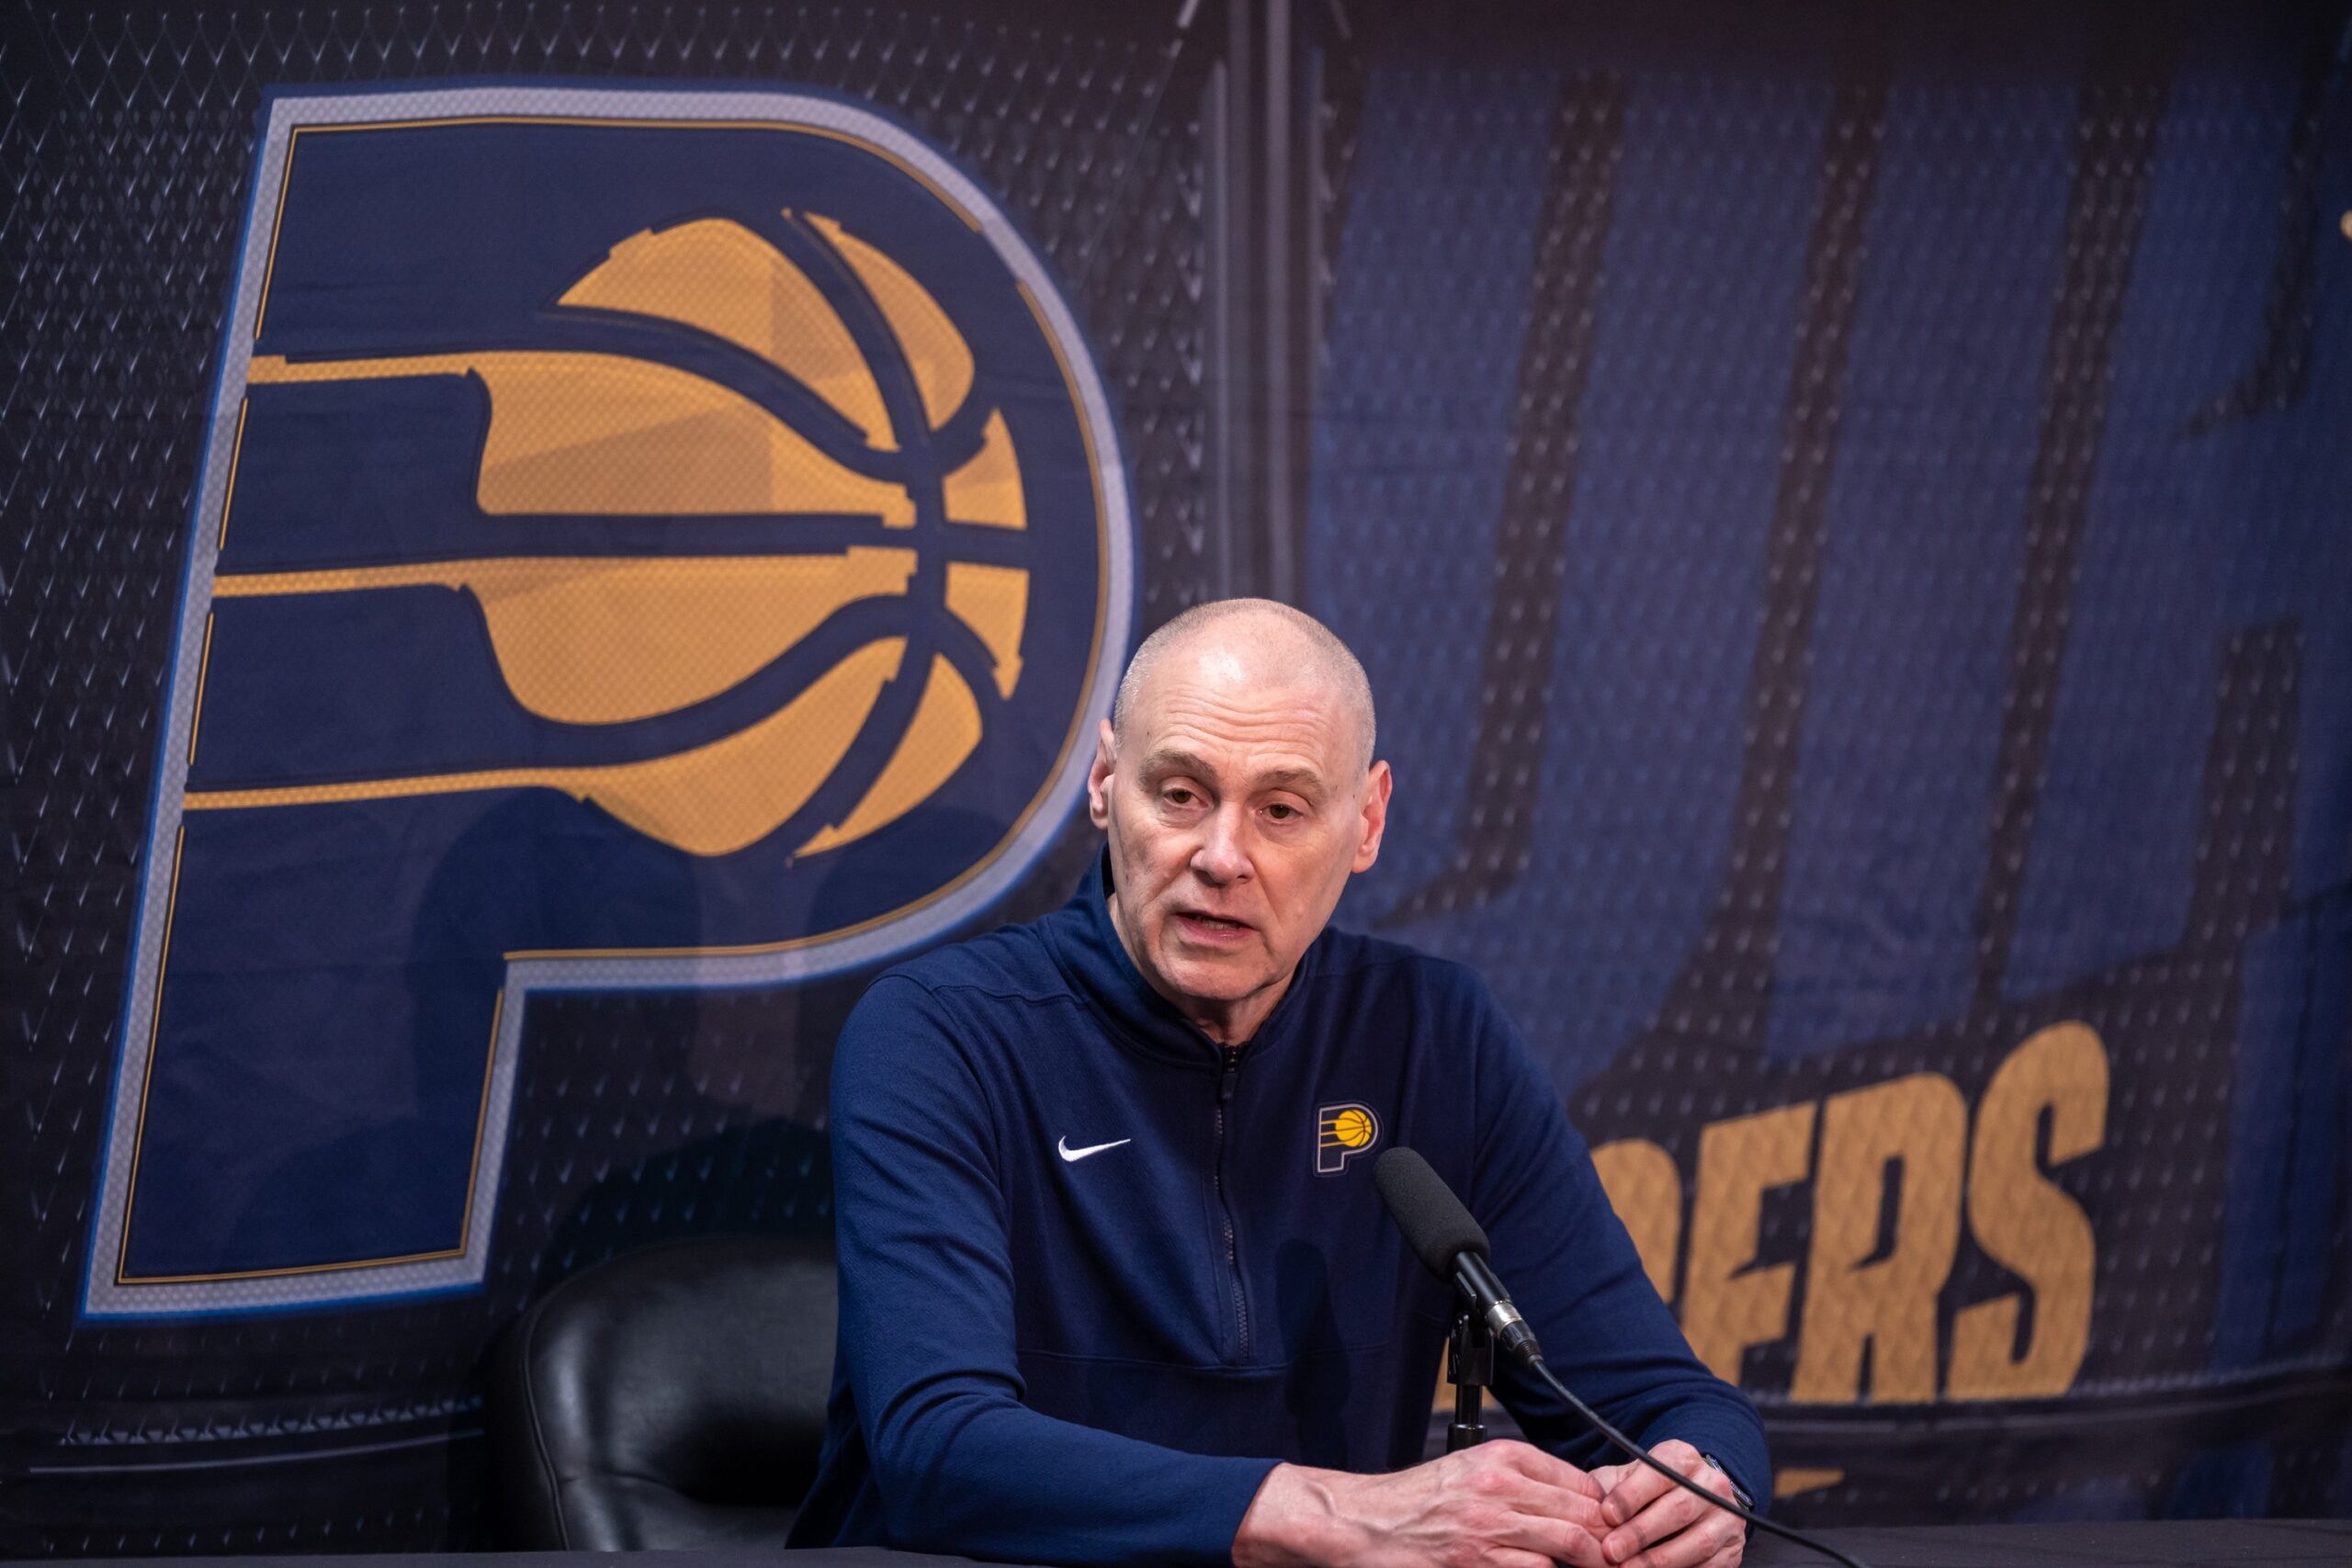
1233,1462,1357,1568
1699,1452,1753,1513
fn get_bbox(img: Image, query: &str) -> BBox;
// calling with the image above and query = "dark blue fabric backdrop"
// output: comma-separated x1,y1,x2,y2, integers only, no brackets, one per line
2,0,2346,1551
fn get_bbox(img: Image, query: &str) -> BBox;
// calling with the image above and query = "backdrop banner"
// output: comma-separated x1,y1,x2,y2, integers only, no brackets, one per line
3,0,2347,1551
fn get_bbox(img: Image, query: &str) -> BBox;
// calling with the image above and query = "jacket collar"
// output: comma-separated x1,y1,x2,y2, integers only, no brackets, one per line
1046,849,1317,1069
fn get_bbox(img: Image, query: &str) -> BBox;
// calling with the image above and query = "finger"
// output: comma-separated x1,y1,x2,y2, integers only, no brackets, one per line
1599,1443,1704,1527
1600,1481,1704,1562
1492,1438,1605,1499
1451,1446,1609,1536
1622,1510,1744,1568
1488,1507,1611,1568
1489,1472,1611,1539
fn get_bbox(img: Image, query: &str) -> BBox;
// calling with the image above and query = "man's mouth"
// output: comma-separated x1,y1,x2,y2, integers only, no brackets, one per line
1173,911,1252,941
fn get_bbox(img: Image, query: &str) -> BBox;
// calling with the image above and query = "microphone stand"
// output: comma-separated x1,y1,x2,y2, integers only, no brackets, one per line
1445,1304,1491,1452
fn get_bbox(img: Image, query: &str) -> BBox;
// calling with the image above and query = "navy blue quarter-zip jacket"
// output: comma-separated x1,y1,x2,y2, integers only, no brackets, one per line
790,856,1766,1564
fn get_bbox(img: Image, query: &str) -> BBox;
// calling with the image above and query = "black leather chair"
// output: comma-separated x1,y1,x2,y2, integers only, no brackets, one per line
488,1234,839,1549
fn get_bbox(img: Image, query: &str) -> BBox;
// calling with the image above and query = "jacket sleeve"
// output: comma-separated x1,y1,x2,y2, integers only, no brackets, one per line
827,975,1277,1565
1464,985,1771,1515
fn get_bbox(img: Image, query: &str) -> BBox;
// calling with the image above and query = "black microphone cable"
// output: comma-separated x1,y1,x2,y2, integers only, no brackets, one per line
1373,1147,1870,1568
1518,1352,1869,1568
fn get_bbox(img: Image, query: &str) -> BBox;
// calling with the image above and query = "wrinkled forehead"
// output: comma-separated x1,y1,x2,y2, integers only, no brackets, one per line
1120,639,1359,778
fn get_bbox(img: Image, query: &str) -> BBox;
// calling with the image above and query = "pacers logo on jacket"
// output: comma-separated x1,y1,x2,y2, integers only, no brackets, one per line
1317,1102,1384,1174
86,85,1132,1318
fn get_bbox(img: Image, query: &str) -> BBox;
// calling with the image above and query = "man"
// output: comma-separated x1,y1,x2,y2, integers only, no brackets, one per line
790,600,1763,1568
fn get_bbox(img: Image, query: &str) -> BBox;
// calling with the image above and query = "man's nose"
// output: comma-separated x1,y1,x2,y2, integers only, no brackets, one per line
1191,806,1252,884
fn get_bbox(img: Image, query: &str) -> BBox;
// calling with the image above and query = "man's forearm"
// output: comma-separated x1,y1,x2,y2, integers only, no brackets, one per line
869,1389,1275,1567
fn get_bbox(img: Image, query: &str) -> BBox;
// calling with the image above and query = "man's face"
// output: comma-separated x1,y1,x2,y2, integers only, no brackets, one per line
1087,639,1390,1044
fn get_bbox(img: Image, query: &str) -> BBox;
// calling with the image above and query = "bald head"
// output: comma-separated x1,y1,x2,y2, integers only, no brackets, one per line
1112,599,1377,773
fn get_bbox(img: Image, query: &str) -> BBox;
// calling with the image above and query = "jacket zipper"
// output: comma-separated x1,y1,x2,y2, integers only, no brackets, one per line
1214,1043,1250,1360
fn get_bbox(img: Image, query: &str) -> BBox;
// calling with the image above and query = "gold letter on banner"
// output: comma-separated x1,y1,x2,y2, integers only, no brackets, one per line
1792,1075,1965,1403
1948,1022,2109,1398
1683,1103,1816,1383
1592,1139,1684,1305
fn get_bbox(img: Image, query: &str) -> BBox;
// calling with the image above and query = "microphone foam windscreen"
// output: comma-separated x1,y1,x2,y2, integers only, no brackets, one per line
1374,1147,1490,1278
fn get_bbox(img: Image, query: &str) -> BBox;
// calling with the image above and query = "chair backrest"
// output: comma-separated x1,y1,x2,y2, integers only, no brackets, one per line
488,1233,838,1550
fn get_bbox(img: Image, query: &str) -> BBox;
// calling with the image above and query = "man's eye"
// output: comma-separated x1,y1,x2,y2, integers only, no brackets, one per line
1264,803,1300,822
1162,787,1196,807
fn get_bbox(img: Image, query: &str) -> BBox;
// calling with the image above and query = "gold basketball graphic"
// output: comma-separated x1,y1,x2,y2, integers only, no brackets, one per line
209,211,1028,859
1330,1108,1375,1148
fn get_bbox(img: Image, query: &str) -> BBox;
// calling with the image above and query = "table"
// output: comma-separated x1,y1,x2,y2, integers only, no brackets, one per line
20,1524,2352,1568
1747,1518,2352,1564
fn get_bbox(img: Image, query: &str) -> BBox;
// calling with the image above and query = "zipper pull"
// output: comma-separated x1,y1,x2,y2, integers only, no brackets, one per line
1219,1044,1242,1102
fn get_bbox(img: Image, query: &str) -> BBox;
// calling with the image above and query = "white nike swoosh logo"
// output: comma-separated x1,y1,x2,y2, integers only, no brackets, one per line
1057,1135,1133,1164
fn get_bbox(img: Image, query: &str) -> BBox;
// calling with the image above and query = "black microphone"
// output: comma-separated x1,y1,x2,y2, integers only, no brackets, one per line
1374,1147,1543,1364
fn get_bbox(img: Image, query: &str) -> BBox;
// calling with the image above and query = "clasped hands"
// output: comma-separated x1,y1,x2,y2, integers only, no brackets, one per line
1233,1438,1744,1568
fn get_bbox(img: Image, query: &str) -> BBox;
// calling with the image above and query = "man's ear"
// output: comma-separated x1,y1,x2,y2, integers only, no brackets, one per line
1086,718,1117,830
1351,760,1393,873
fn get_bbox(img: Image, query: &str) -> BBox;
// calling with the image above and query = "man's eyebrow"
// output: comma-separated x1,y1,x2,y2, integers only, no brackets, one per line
1253,766,1329,800
1138,750,1328,800
1138,748,1216,782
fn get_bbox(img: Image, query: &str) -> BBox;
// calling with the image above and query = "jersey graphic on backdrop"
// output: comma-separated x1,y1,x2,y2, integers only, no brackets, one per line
85,85,1134,1317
